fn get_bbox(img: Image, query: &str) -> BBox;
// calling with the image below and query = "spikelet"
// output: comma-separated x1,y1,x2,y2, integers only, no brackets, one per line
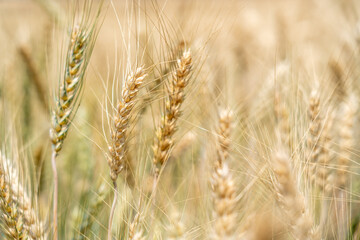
211,110,237,239
307,90,322,183
50,26,91,153
108,67,147,182
153,50,192,175
336,94,357,189
0,153,44,240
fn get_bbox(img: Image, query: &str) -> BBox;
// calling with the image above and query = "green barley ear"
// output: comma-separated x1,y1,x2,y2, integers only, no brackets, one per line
50,24,98,154
49,3,103,239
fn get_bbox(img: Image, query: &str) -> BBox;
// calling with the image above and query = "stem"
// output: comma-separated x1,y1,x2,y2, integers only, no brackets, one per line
108,181,118,240
51,150,58,240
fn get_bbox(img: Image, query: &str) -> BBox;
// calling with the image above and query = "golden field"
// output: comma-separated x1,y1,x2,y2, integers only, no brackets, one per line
0,0,360,239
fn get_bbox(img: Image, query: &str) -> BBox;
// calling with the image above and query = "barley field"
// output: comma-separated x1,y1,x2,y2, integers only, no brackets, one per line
1,0,360,239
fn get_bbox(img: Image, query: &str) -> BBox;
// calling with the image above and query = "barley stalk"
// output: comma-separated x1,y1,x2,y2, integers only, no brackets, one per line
50,25,92,240
107,67,146,240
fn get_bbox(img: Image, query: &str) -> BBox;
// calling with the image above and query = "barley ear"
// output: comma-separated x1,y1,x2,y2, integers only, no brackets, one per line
0,153,44,240
107,67,147,240
336,94,357,189
335,94,357,239
272,146,317,239
50,19,99,239
108,67,147,183
211,110,237,239
307,89,322,184
129,212,145,240
152,49,193,176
